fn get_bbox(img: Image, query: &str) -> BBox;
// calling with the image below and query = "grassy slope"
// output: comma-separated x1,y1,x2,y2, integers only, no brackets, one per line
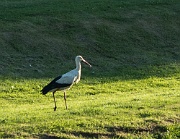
0,0,179,78
0,0,180,138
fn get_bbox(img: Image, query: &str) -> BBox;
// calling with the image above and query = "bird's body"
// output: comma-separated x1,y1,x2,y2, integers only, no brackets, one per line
41,55,91,111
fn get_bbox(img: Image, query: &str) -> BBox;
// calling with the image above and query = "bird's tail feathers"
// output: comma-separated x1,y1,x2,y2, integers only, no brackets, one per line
41,85,51,95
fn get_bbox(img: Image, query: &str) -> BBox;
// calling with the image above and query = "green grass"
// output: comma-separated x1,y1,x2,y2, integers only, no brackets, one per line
0,75,180,138
0,0,180,138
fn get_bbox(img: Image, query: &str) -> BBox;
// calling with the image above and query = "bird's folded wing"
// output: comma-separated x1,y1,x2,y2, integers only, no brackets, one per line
55,75,77,84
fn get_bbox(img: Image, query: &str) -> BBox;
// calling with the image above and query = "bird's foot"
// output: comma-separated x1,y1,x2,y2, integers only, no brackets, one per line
54,106,57,111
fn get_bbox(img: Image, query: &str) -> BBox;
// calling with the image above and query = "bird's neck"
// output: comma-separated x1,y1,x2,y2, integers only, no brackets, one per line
74,61,81,83
76,61,81,71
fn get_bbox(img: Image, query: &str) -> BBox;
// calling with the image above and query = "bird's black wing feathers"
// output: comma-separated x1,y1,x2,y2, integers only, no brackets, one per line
41,75,71,95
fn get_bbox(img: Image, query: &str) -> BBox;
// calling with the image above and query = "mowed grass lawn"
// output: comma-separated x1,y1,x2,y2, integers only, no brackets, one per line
0,72,180,138
0,0,180,138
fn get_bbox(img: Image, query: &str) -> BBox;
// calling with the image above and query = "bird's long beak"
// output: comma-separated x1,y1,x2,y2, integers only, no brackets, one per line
83,59,92,67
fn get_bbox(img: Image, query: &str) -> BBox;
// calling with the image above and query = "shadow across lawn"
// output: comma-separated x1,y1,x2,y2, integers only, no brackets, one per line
45,124,168,139
62,131,118,139
38,134,65,139
106,125,167,134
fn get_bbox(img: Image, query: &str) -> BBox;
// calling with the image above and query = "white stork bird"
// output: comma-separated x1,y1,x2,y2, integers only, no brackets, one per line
41,55,92,111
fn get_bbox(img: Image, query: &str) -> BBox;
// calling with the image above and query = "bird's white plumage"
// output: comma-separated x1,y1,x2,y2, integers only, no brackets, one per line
56,69,78,85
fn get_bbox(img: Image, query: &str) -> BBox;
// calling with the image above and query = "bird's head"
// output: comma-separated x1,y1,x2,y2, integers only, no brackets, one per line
76,55,92,67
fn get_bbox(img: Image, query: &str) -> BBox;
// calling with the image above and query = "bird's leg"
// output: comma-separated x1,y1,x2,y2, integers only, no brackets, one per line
64,91,68,110
53,91,57,111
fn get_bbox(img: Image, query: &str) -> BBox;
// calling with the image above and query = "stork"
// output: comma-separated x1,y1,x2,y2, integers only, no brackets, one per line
41,55,92,111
